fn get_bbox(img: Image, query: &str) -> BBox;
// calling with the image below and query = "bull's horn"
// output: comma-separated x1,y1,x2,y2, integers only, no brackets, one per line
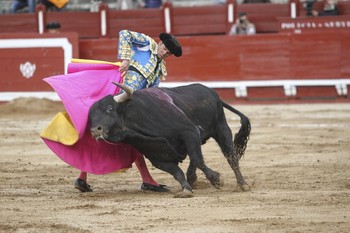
112,82,134,103
112,82,134,95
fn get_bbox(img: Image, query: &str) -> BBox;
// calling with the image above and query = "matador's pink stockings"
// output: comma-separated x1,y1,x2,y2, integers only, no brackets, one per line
78,155,159,186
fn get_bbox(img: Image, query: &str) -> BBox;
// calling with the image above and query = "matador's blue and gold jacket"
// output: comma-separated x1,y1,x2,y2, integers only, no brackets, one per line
118,30,167,85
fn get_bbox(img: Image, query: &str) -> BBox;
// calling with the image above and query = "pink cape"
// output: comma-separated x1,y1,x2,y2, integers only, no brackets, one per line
41,63,139,174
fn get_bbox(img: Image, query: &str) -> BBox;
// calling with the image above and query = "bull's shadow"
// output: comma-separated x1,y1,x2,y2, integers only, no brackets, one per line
89,83,251,198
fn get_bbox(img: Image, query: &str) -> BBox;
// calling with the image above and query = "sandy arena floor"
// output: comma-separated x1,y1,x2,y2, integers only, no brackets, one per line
0,98,349,233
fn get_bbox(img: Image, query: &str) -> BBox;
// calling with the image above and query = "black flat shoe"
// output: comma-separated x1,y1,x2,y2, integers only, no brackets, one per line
141,183,169,192
74,178,93,192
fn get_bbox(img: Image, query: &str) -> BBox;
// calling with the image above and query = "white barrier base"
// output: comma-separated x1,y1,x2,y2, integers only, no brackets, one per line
1,79,349,101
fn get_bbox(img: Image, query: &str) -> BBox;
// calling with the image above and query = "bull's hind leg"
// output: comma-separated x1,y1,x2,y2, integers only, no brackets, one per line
149,159,194,198
214,123,250,191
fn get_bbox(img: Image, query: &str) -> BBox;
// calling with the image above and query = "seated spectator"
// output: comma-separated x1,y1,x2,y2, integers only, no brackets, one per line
229,12,256,35
9,0,35,14
213,0,226,4
140,0,163,8
243,0,270,3
312,0,339,16
46,21,61,33
116,0,140,10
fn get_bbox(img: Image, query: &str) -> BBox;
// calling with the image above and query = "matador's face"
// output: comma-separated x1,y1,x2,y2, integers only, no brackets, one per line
157,41,172,60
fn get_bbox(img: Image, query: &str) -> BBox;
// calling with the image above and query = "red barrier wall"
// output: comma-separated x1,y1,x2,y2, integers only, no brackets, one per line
0,33,79,92
46,11,100,39
78,32,350,102
0,31,349,103
80,32,350,81
109,8,164,38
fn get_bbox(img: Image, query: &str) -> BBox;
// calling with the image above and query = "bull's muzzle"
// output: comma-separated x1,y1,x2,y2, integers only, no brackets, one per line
90,126,108,140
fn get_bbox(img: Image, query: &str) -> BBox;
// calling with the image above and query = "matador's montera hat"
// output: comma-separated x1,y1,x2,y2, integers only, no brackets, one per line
159,33,182,57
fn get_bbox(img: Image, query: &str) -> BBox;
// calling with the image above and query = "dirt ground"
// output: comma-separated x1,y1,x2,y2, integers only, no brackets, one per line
0,98,349,233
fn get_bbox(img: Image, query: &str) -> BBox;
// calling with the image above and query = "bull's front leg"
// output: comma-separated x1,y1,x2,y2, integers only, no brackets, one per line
193,159,224,189
149,159,194,198
185,139,224,189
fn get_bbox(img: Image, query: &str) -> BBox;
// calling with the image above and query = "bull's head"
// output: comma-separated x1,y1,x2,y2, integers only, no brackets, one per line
89,82,134,142
89,95,118,141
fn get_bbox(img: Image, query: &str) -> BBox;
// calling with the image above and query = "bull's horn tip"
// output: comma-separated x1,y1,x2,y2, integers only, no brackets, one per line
112,81,120,86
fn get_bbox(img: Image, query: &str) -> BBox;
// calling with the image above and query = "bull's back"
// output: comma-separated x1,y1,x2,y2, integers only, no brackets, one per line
164,84,219,106
162,84,224,135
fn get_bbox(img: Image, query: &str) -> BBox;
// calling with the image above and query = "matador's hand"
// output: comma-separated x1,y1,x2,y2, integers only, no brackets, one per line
119,59,130,77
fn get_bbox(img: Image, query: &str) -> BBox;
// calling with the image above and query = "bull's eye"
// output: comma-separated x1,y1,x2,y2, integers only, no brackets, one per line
107,105,113,113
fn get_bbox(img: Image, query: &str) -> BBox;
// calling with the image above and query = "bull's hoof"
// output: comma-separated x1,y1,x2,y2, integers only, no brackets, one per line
173,189,194,198
233,184,250,192
74,178,93,192
141,183,170,192
212,178,224,189
241,184,251,191
187,175,198,189
208,174,224,189
189,180,198,189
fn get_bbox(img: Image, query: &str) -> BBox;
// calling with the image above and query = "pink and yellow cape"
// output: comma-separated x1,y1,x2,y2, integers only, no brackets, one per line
40,59,140,174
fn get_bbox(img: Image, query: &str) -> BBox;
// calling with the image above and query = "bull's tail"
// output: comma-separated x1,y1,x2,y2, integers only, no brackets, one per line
222,101,251,160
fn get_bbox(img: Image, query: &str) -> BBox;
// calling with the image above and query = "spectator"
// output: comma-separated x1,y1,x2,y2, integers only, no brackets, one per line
312,0,339,16
243,0,270,3
46,22,61,33
116,0,140,10
213,0,226,4
140,0,163,8
229,12,256,35
9,0,35,14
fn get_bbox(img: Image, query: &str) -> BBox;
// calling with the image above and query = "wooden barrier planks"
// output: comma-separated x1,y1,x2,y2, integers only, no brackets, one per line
46,11,100,39
77,32,350,82
171,5,227,35
109,9,164,38
0,2,296,37
290,33,343,79
0,13,37,33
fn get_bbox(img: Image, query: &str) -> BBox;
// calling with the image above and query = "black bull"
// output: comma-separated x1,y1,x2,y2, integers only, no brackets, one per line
89,83,251,197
